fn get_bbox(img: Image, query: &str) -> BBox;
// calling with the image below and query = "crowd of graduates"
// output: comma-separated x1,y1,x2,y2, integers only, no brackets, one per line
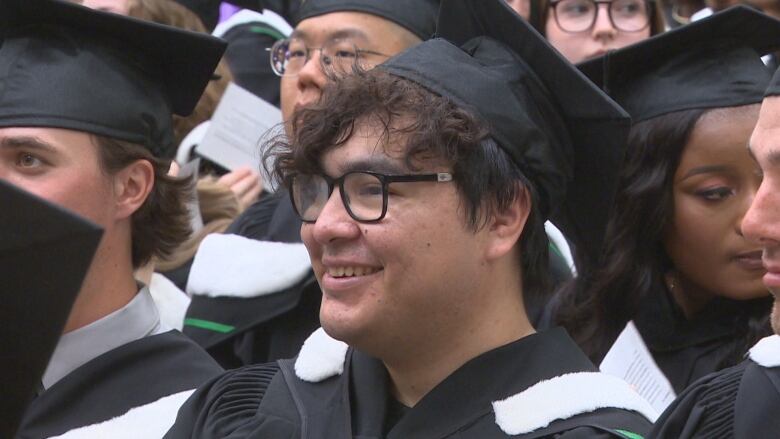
4,0,780,437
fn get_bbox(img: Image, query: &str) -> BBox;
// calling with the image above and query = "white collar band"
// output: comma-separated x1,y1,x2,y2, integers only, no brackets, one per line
492,372,659,435
294,327,349,382
187,234,312,299
749,334,780,368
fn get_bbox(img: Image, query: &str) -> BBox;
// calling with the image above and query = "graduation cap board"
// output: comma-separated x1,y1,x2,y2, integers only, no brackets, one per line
0,180,103,439
378,0,631,264
578,5,780,123
0,0,227,159
295,0,439,40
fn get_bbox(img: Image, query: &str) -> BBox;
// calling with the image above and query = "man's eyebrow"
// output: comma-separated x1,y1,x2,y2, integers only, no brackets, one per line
0,136,57,153
328,28,369,42
748,142,780,167
768,150,780,167
335,157,408,175
290,27,369,43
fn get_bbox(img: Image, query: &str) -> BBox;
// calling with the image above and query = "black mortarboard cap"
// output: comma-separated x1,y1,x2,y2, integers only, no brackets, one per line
766,66,780,97
579,5,780,123
0,0,227,158
379,0,630,263
296,0,438,40
0,180,102,438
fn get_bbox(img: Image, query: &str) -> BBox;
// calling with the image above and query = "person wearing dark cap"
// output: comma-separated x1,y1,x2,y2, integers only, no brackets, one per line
648,67,780,439
165,1,656,437
179,0,439,369
527,0,665,64
0,0,226,437
550,5,777,398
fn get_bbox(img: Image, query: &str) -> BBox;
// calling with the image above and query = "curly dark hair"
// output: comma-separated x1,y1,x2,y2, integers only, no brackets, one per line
553,107,772,365
94,135,193,268
267,68,552,306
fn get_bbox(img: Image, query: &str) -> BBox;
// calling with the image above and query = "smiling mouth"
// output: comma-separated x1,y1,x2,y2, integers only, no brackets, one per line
326,266,382,278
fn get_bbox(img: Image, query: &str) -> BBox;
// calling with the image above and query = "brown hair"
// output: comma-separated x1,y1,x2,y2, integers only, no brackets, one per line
530,0,666,36
155,176,242,271
127,0,233,146
94,135,193,268
269,68,552,305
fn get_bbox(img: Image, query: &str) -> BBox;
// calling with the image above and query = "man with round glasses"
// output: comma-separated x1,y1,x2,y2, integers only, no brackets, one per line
272,0,437,130
180,0,439,369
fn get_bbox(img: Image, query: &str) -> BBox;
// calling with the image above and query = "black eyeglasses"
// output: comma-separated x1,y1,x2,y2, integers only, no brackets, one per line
550,0,652,33
289,171,454,223
269,37,390,77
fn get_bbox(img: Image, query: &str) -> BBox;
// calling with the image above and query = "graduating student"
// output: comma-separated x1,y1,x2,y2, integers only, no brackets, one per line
648,68,780,439
527,0,665,64
164,1,657,437
180,0,440,369
0,1,226,437
551,6,778,394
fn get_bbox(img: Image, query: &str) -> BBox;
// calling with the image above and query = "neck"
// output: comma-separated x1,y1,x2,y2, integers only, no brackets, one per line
63,227,139,333
667,272,715,319
383,270,535,407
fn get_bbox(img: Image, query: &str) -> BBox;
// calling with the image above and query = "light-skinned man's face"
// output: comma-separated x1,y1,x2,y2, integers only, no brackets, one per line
299,121,500,358
280,12,420,133
0,126,155,332
0,127,117,229
743,96,780,334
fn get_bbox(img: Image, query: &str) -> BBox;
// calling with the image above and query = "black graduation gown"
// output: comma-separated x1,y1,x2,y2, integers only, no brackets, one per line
649,335,780,438
16,330,222,439
633,289,772,394
165,328,654,438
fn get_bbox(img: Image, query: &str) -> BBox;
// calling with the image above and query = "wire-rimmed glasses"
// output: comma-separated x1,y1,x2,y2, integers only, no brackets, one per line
269,38,390,77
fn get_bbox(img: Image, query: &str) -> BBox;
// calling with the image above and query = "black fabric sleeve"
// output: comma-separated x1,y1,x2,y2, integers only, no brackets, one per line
733,363,780,437
225,192,283,240
163,362,282,439
648,362,745,439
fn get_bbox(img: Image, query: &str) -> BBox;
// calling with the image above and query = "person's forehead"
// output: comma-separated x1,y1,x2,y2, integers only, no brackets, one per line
749,97,780,163
319,125,405,174
292,11,402,44
0,126,95,150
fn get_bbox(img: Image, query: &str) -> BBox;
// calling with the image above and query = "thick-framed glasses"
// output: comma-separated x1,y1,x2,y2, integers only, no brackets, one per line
289,171,454,223
550,0,652,33
269,38,390,77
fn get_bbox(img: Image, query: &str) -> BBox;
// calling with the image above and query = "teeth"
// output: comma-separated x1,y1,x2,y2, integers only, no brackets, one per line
328,266,379,278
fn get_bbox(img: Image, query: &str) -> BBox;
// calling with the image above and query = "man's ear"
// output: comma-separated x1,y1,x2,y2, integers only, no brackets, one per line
485,184,531,261
113,159,155,220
